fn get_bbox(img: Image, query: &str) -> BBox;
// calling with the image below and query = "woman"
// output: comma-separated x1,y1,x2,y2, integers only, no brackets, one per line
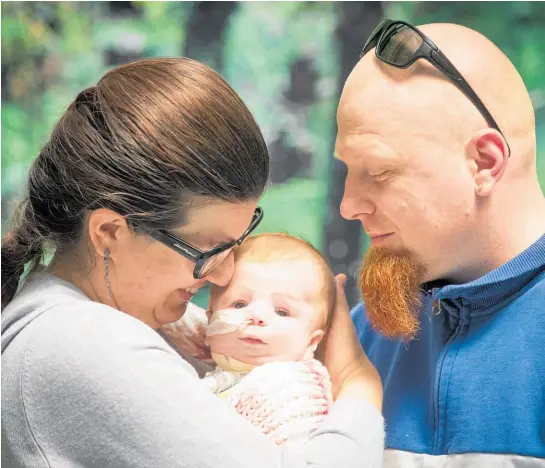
1,57,383,467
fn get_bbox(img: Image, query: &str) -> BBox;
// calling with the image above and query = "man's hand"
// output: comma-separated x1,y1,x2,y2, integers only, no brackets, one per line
316,274,382,411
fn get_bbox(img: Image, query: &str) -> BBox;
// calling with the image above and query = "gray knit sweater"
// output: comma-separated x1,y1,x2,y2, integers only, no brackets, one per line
1,273,384,468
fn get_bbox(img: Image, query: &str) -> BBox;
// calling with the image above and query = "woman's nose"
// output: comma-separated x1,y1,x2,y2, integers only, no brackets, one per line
203,252,235,287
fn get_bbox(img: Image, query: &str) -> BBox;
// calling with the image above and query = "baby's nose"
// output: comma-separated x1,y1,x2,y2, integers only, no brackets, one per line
248,301,273,326
249,315,266,326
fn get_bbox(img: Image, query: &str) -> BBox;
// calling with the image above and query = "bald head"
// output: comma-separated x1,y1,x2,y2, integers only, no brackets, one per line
336,21,545,285
339,22,536,173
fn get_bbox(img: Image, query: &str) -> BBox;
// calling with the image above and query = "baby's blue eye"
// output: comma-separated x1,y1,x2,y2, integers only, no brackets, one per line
233,301,246,309
275,309,289,317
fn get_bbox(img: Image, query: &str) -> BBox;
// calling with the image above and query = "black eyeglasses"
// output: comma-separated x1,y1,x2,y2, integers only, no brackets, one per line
361,19,510,156
151,207,263,279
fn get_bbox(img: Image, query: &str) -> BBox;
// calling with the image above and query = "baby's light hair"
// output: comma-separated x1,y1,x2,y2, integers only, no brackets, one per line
230,232,336,330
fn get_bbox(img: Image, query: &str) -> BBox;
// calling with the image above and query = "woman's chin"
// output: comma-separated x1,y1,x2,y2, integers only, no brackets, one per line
155,302,188,327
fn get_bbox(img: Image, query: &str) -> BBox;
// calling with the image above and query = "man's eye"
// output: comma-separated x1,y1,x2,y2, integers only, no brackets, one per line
275,309,290,317
233,301,247,309
370,170,394,183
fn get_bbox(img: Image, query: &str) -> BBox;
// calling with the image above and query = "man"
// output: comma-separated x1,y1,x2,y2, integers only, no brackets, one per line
335,20,545,466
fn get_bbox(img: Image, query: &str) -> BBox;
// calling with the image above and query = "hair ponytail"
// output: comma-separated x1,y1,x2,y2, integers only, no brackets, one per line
1,199,45,310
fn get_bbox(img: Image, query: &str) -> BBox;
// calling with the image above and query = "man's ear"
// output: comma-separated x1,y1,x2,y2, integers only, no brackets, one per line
466,129,508,197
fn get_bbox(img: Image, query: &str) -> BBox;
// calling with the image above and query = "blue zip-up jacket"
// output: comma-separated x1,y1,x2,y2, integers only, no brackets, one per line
352,234,545,467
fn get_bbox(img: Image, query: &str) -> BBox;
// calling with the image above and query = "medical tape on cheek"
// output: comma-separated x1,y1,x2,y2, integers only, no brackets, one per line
205,300,275,338
205,308,252,337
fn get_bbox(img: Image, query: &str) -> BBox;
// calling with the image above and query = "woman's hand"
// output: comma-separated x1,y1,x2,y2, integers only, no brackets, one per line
316,274,383,411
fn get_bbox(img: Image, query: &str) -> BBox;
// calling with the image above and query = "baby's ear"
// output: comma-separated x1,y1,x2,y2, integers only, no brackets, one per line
305,329,325,359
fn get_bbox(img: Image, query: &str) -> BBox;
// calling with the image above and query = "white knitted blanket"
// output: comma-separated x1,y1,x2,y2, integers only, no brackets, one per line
205,360,333,446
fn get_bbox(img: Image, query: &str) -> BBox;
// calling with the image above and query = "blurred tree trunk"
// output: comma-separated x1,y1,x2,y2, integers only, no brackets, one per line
105,2,144,66
268,54,318,184
268,2,322,185
184,1,237,72
324,2,383,307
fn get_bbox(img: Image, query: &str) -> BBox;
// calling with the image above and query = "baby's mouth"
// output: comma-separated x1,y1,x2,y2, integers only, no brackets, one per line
239,336,266,345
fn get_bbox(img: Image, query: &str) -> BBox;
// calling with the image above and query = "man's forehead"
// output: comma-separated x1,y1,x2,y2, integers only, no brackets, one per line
335,132,407,166
341,56,399,104
337,88,446,161
338,86,407,138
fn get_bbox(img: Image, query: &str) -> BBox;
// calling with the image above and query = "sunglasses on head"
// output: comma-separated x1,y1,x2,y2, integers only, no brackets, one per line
361,19,510,157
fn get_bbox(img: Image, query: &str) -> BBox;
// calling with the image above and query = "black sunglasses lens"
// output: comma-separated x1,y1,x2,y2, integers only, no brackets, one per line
361,21,386,57
377,23,423,67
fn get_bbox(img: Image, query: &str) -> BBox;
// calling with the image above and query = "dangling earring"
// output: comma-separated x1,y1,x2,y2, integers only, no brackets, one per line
104,248,112,300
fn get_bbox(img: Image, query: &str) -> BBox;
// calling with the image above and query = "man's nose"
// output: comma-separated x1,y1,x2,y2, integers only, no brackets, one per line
340,186,375,221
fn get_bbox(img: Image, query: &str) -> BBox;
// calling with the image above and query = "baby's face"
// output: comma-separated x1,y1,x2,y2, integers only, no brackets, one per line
207,260,326,366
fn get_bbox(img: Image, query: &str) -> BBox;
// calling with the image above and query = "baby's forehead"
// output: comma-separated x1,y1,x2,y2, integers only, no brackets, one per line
210,256,327,301
237,258,325,284
244,261,326,306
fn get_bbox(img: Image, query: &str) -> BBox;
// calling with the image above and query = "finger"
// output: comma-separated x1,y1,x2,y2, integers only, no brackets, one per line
335,273,347,289
333,274,349,312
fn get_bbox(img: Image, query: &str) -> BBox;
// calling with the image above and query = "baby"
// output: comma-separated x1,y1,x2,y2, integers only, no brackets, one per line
163,233,336,445
205,233,336,444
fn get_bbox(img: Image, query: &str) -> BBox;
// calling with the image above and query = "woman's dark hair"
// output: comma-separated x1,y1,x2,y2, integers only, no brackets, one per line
1,57,269,309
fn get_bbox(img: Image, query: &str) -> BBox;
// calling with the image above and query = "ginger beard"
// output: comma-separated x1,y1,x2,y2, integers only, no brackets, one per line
358,247,426,340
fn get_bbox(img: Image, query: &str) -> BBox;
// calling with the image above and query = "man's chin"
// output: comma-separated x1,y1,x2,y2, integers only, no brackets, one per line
358,247,426,341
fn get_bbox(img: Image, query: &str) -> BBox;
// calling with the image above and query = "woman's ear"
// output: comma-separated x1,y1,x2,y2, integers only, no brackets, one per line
87,208,131,258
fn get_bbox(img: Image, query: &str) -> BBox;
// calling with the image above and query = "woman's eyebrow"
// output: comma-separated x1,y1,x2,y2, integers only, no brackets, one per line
172,229,234,248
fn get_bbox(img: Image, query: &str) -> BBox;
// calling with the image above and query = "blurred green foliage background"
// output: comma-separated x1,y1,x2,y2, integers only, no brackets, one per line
2,2,544,306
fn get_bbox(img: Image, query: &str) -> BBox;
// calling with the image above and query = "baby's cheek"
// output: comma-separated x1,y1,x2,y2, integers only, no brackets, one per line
207,335,223,353
208,333,239,356
271,332,309,359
